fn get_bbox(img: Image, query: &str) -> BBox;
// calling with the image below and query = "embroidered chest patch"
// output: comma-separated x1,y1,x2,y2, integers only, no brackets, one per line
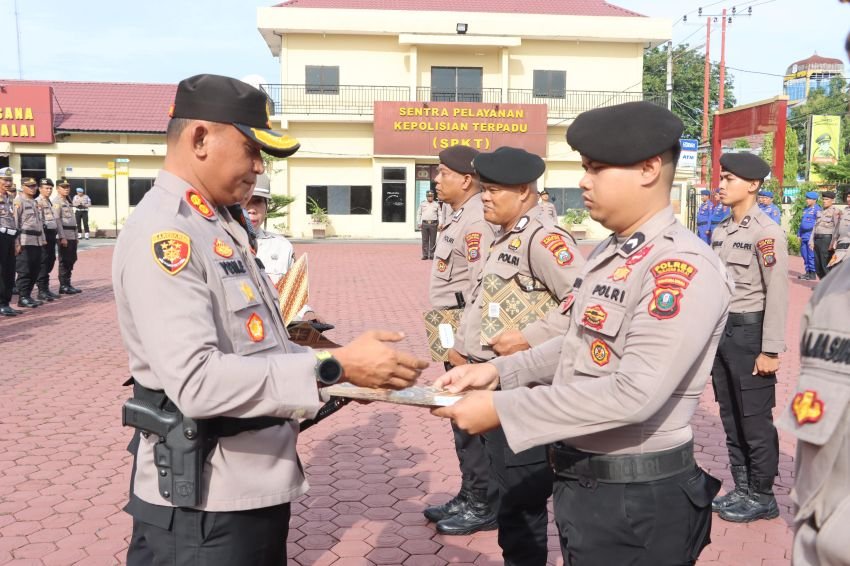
246,313,265,342
582,304,608,330
590,339,610,366
437,258,448,273
151,231,191,275
214,238,234,258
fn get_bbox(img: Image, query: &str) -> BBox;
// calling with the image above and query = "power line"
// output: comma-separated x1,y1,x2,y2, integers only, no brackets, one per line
726,65,849,80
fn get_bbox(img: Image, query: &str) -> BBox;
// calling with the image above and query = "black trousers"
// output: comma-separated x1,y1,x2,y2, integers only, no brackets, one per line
552,466,718,565
453,422,490,494
711,321,779,481
76,210,89,233
0,232,15,305
15,245,42,297
57,239,78,286
421,221,437,258
813,234,833,279
37,228,57,291
484,426,553,566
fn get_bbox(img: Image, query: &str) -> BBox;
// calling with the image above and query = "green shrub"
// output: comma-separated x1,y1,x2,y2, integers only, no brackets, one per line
787,234,801,256
562,208,590,226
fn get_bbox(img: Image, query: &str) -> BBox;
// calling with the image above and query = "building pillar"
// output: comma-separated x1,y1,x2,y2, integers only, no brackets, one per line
410,45,418,101
501,47,509,101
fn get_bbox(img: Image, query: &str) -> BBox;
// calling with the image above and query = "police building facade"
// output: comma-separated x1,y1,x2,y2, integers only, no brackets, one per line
1,0,682,240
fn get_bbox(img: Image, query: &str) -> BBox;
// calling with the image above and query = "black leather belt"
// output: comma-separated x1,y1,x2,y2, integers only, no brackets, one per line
548,440,694,483
422,220,437,224
728,311,764,326
63,224,76,230
814,234,832,239
22,229,41,236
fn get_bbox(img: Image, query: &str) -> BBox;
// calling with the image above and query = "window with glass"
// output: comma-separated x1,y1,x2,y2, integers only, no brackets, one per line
20,154,46,181
533,70,567,99
381,167,407,223
306,66,340,94
67,178,109,206
544,188,585,216
431,67,483,102
129,178,155,206
305,185,372,215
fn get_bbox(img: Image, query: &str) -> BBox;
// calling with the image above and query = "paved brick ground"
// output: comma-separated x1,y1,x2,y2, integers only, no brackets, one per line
0,239,816,565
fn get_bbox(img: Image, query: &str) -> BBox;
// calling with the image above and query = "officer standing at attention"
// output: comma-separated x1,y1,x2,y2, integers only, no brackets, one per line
697,189,713,244
433,102,732,565
798,191,820,280
779,22,850,565
709,152,788,523
538,190,558,221
812,190,839,279
53,178,82,294
0,167,21,316
418,191,440,259
758,190,782,225
827,191,850,271
72,187,92,239
14,177,46,308
114,74,427,566
35,178,66,302
710,195,731,242
446,147,584,564
422,145,498,534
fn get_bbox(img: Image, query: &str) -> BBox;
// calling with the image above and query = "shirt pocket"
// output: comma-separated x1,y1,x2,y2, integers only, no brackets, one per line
222,277,279,355
574,300,627,376
433,240,454,281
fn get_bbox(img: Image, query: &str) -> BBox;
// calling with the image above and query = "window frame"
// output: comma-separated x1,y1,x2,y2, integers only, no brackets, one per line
305,65,340,95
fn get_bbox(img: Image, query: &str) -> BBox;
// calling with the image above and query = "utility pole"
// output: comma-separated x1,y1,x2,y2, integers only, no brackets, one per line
701,17,711,186
14,0,23,79
719,8,727,111
666,40,673,111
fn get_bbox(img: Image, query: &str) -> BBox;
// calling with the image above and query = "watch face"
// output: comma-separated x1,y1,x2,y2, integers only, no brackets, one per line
318,358,342,385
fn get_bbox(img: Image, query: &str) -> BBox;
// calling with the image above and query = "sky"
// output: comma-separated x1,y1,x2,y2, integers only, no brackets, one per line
0,0,848,105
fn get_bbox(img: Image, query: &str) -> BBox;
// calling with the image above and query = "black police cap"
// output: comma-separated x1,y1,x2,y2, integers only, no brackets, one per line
21,177,37,186
439,145,479,175
171,74,300,158
473,147,545,186
56,177,70,187
719,152,770,181
566,101,684,165
822,190,836,199
40,178,54,186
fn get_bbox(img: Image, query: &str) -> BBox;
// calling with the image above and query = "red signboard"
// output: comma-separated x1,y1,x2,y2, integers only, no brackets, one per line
374,102,548,157
0,85,55,144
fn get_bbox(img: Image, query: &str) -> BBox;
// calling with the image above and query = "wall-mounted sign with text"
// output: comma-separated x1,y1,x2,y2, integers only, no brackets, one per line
373,102,548,157
0,85,55,144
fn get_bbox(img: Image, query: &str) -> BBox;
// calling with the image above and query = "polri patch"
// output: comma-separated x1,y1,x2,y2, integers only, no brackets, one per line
214,238,234,258
246,313,265,342
651,259,697,289
466,232,482,262
509,238,522,251
185,189,215,220
151,231,191,275
540,233,574,267
648,287,682,320
437,259,448,273
590,339,610,366
791,390,824,425
582,304,608,330
757,238,776,267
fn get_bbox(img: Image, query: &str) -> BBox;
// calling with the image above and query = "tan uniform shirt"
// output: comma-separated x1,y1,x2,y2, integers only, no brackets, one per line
814,206,840,236
418,200,440,223
490,207,733,455
438,202,453,228
455,206,584,361
72,194,91,210
711,204,788,353
37,196,64,239
13,196,45,246
0,193,17,233
113,170,323,512
777,258,850,566
829,208,850,266
53,197,77,241
540,200,558,221
429,194,496,309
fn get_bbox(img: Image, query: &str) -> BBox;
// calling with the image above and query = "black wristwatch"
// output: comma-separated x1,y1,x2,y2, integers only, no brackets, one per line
315,350,344,386
763,352,779,359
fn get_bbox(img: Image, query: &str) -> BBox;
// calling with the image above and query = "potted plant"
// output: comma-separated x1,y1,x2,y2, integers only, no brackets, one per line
306,196,330,239
561,208,590,239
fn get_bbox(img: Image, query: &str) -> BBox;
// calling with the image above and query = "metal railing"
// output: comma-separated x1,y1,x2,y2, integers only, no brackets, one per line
261,84,664,118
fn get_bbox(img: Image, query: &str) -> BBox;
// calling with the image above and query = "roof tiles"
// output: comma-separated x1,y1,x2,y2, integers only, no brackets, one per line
275,0,644,17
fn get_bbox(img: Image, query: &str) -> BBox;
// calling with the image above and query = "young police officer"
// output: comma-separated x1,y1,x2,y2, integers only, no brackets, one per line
14,177,45,308
710,152,788,523
812,190,839,279
434,102,731,565
422,145,498,534
697,189,713,244
115,74,427,566
0,167,20,316
799,191,820,280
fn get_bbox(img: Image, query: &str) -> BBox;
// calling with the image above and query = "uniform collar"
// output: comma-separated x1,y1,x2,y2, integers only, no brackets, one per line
615,206,677,259
155,170,225,222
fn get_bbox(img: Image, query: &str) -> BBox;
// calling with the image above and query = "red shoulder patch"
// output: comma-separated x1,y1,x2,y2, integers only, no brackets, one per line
465,232,482,262
540,233,574,267
756,238,776,267
647,259,697,320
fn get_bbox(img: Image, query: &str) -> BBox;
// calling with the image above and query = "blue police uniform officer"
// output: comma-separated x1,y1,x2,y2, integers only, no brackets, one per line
798,191,820,280
759,191,781,225
696,189,713,244
710,199,731,242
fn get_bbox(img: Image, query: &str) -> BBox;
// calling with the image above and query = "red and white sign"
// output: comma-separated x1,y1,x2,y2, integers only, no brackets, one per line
0,85,55,144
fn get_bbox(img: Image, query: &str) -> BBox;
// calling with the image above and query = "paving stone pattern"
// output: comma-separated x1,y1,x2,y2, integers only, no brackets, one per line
0,240,817,565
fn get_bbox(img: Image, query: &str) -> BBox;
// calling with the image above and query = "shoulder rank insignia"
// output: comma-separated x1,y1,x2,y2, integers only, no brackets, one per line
214,238,234,258
185,189,215,220
152,231,191,275
791,390,823,425
246,313,265,342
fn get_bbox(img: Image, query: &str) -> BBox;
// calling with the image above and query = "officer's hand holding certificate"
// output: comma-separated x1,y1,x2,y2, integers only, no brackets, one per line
334,330,429,390
433,363,501,393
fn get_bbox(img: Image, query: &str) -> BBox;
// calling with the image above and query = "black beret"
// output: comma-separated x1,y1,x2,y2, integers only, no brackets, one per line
473,147,545,186
822,191,836,199
171,74,300,158
439,145,479,174
719,152,770,181
566,101,683,165
56,177,70,186
39,178,54,186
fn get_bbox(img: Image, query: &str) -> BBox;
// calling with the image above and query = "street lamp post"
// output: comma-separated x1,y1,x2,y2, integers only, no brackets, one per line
114,158,130,236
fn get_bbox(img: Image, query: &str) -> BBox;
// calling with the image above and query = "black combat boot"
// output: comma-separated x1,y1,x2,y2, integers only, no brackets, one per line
712,465,748,512
37,290,55,302
0,304,18,316
719,476,779,523
424,489,469,523
435,489,497,535
18,296,39,308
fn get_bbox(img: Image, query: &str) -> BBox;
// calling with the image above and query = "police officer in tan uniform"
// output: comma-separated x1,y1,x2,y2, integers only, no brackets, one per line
827,191,850,271
53,178,82,294
423,145,498,533
813,190,839,279
14,177,46,308
434,102,731,565
445,147,583,565
35,178,66,301
539,190,558,221
709,152,789,523
0,167,20,316
115,74,427,566
418,191,440,259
